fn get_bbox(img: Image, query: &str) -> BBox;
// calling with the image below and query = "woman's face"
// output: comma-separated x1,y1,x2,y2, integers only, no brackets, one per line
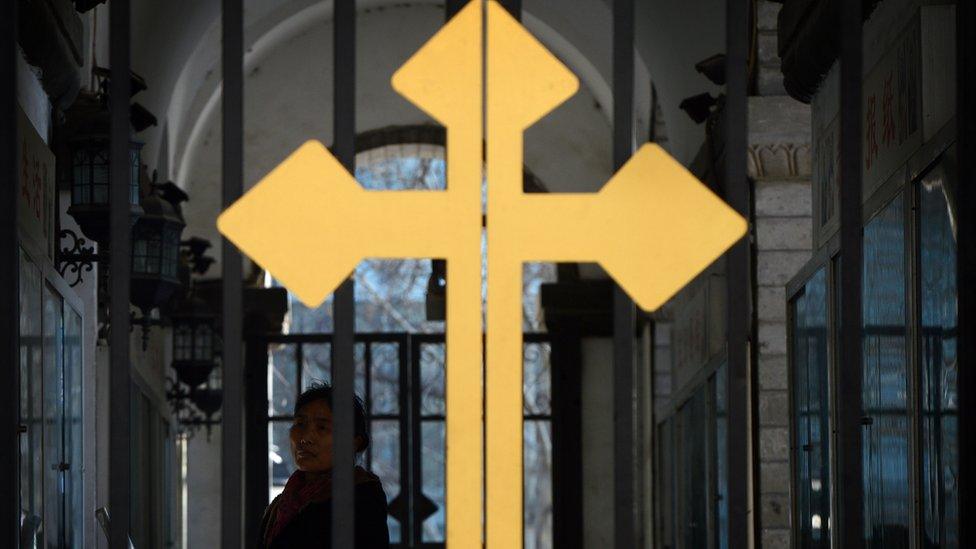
290,399,333,473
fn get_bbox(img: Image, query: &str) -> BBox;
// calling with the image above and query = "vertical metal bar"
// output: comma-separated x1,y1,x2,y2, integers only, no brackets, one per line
364,341,372,409
397,336,412,543
957,0,975,544
109,0,132,546
724,0,750,548
244,332,270,549
410,339,424,546
296,342,304,396
837,0,864,546
332,0,356,546
550,323,583,549
705,376,717,549
0,0,18,546
612,0,636,546
221,0,244,546
906,167,921,547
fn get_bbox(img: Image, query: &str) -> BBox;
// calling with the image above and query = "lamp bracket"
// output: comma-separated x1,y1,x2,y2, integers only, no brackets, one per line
56,229,106,287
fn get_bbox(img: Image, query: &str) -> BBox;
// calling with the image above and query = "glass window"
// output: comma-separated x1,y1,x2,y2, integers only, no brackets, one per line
524,342,552,415
130,147,141,205
162,227,180,278
714,363,728,549
64,307,84,548
655,418,676,549
42,284,64,547
19,252,44,545
677,386,708,547
193,324,212,361
655,368,728,549
524,420,553,549
862,192,910,547
918,163,958,546
370,343,399,415
269,343,298,417
19,251,86,548
791,267,831,546
268,421,297,500
420,342,445,416
420,420,445,542
94,149,109,204
175,325,192,361
301,342,331,389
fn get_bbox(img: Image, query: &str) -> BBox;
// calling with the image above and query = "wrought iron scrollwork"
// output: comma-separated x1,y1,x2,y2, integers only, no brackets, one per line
56,229,104,287
165,376,221,440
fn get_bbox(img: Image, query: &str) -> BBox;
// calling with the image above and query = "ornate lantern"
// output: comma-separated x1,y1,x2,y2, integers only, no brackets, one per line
131,181,186,306
190,371,223,419
170,293,218,388
63,91,144,245
130,179,187,348
57,67,158,288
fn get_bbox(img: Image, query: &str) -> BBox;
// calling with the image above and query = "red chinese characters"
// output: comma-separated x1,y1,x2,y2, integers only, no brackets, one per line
21,140,46,223
865,94,879,171
881,72,896,147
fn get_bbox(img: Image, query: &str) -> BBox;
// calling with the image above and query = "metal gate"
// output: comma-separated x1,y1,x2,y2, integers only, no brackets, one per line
262,331,551,548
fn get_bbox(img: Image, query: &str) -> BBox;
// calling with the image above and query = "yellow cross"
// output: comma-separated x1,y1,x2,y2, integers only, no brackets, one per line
217,1,746,546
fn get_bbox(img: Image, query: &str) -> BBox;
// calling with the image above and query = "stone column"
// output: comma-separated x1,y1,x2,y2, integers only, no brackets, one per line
750,3,814,546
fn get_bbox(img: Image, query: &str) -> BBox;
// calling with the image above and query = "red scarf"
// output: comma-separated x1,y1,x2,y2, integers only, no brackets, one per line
265,467,378,544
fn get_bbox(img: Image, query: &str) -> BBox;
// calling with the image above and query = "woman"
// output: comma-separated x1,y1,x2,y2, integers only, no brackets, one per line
260,383,391,548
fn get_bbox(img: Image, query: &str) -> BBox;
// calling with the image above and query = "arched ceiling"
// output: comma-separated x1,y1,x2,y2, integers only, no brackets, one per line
124,0,726,270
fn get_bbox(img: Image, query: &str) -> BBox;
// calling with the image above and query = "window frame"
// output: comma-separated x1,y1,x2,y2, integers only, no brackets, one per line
652,352,729,549
788,118,959,548
17,236,87,548
786,247,837,549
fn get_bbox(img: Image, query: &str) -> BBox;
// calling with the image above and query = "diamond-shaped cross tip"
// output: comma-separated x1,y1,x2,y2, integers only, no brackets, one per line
216,140,362,308
596,143,748,312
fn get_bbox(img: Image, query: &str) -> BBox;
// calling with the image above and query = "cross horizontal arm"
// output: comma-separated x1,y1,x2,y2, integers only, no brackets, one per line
217,140,464,307
496,144,746,311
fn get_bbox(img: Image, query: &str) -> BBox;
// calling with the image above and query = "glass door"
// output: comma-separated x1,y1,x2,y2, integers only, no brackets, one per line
18,248,85,548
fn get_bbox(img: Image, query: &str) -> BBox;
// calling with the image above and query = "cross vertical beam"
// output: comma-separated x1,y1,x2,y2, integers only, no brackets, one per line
725,0,751,548
836,0,865,546
612,0,636,547
221,0,245,547
109,0,133,546
956,0,976,545
0,0,18,546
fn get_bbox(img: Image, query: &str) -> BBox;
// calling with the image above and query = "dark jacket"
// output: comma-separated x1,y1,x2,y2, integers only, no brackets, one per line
259,470,391,548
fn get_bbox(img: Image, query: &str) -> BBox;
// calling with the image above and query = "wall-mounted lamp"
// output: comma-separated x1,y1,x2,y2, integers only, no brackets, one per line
131,178,188,348
695,53,727,86
57,67,156,287
679,92,719,124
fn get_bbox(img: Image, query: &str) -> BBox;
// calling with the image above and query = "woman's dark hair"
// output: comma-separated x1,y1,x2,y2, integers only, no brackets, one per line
294,382,370,452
